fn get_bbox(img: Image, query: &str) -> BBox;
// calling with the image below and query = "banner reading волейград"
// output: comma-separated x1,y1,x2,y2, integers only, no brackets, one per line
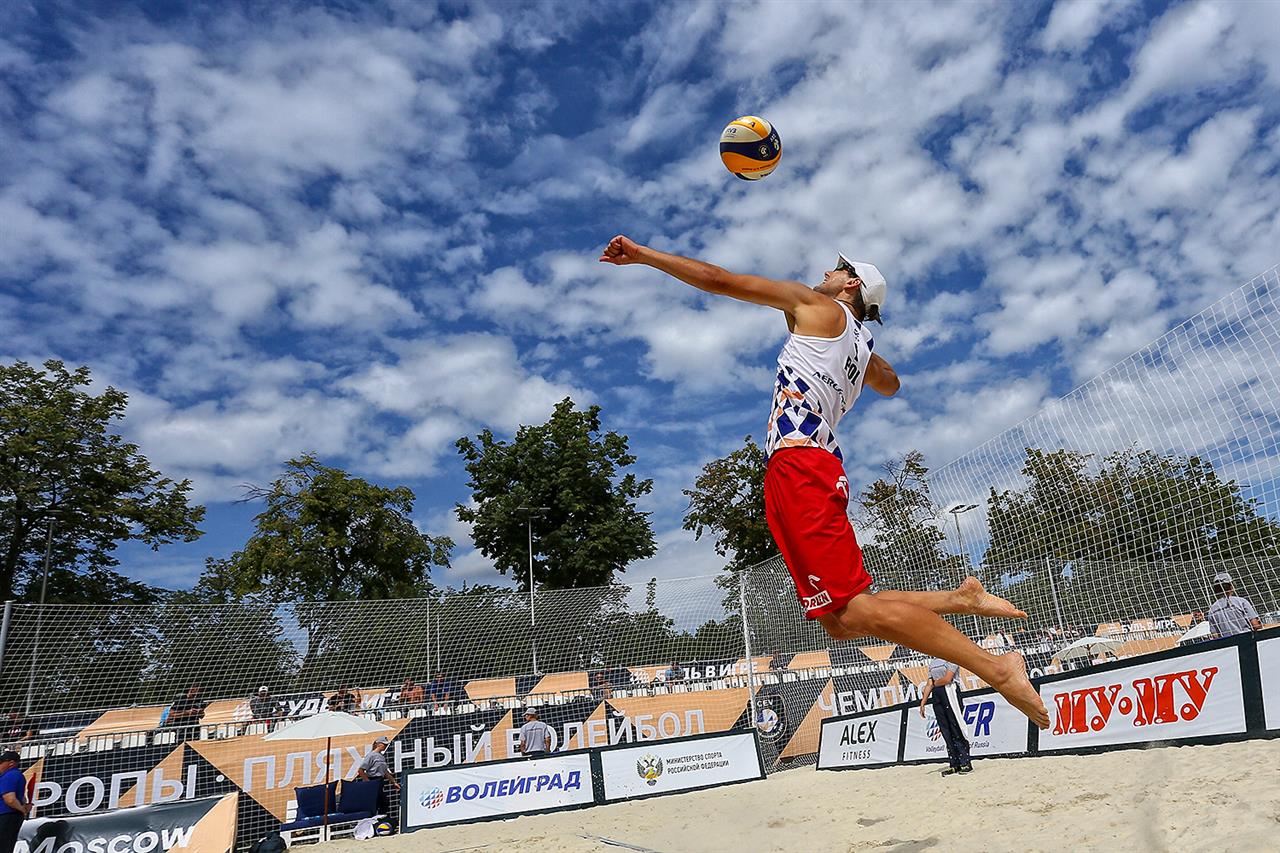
402,752,595,830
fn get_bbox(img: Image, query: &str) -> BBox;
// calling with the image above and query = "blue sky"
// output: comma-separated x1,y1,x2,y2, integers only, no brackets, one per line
3,0,1280,592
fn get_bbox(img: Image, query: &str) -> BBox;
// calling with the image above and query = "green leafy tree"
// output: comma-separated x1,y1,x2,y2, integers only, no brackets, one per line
987,446,1280,624
455,398,656,590
0,359,205,603
198,455,453,681
856,450,966,592
203,453,452,601
682,436,773,573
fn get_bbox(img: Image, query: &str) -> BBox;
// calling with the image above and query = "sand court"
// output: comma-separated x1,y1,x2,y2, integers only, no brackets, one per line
329,739,1280,853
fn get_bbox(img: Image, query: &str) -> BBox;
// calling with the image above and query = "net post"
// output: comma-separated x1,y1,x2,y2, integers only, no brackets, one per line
0,600,12,675
1045,557,1065,632
738,570,759,732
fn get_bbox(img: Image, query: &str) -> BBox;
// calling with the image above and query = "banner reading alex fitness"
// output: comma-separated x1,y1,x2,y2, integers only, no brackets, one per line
18,793,237,853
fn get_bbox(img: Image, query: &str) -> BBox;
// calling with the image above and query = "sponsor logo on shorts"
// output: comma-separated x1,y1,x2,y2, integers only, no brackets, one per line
807,574,822,586
834,475,849,498
802,590,832,611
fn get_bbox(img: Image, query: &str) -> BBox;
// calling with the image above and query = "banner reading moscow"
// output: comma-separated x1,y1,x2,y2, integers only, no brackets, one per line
18,793,238,853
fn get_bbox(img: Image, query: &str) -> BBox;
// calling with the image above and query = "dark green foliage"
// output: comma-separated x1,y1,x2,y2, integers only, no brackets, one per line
455,398,655,590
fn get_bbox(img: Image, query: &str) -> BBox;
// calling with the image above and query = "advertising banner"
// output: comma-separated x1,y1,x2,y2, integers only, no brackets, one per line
18,793,237,853
402,753,595,830
1038,645,1245,752
816,708,901,770
599,732,763,802
1258,636,1280,730
903,691,1028,762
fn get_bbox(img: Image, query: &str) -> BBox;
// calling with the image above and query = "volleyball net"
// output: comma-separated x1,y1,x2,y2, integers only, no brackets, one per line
2,263,1280,839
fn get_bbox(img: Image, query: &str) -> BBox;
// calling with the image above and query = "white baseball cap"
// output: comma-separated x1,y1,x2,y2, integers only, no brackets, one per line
836,254,887,324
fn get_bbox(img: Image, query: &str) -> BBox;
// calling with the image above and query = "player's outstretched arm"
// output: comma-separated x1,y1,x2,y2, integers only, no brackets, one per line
599,234,823,316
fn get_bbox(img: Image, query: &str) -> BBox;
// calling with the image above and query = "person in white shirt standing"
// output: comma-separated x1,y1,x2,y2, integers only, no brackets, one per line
601,235,1048,730
519,708,551,757
1207,572,1262,638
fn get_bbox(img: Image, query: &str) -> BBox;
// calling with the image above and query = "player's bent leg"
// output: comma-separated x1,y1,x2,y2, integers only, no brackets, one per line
871,577,1028,619
817,592,1049,730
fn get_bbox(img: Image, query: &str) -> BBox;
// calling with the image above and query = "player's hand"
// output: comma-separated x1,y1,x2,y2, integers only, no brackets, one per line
599,234,645,265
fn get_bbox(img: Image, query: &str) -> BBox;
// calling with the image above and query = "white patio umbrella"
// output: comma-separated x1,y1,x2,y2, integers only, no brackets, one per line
1178,621,1212,644
1057,635,1125,662
264,711,392,833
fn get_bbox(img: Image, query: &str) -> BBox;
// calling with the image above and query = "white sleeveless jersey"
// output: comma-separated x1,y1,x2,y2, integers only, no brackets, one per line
765,303,873,462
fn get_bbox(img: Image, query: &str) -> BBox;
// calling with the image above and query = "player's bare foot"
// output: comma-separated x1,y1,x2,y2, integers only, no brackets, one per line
956,576,1027,619
988,651,1049,730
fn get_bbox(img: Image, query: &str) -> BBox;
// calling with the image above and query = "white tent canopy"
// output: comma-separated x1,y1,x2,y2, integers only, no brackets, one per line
1057,636,1125,662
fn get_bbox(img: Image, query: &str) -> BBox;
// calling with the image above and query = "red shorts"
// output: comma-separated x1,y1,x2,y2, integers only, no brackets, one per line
764,447,873,619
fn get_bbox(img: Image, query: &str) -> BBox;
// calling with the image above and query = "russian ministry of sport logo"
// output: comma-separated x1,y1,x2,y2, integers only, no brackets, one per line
636,754,664,786
420,787,445,809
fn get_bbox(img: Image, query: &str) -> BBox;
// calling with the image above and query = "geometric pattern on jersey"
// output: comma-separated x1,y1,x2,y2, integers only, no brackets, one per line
765,364,843,462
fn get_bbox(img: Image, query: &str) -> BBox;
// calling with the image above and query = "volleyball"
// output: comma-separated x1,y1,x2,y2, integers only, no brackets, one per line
719,115,782,180
373,819,395,836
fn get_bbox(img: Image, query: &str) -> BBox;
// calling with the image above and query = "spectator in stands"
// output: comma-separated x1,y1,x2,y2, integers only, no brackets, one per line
327,685,359,713
427,672,453,708
1207,572,1263,638
663,661,686,683
590,671,611,702
0,750,31,851
2,712,36,744
919,658,972,776
250,687,280,721
355,734,400,822
400,677,425,709
164,685,207,739
518,708,551,757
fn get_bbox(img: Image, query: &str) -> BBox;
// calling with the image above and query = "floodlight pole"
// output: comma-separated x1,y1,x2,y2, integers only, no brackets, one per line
0,600,12,676
948,504,979,638
519,506,550,675
1045,556,1066,634
26,514,56,716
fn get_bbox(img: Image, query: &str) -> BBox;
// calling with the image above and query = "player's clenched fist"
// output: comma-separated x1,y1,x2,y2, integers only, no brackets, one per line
599,234,645,265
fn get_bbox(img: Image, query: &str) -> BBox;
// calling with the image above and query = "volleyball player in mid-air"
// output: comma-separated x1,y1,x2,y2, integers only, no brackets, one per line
600,235,1049,729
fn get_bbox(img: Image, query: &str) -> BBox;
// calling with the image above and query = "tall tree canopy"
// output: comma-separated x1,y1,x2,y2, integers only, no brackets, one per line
201,453,452,601
856,450,966,592
987,447,1280,625
0,359,205,603
682,436,773,574
456,398,655,590
986,447,1280,565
